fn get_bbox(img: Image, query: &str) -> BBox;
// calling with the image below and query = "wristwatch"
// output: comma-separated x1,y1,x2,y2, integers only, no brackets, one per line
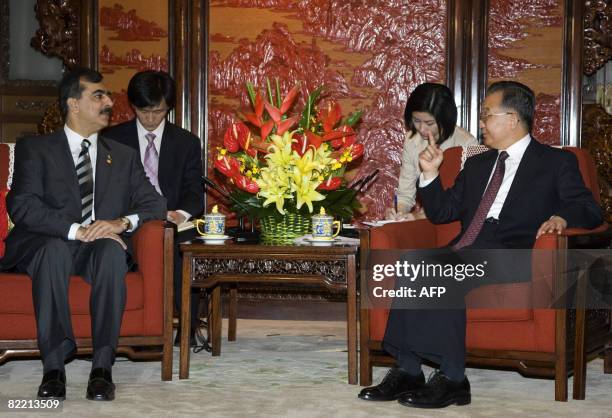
120,216,132,231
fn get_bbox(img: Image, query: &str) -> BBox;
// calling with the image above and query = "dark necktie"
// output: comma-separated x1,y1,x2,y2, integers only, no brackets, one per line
76,139,94,224
452,151,509,250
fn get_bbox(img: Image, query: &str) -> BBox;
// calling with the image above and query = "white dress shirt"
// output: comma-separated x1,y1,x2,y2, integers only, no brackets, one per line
135,118,191,222
65,125,138,240
419,134,532,219
136,118,165,164
484,134,531,218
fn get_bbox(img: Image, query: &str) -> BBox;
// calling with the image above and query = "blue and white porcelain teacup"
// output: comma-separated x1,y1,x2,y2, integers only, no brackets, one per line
311,207,341,240
195,205,225,237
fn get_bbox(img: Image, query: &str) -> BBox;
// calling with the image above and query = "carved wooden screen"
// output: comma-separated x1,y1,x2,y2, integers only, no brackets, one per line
97,0,171,124
207,1,448,220
486,0,564,145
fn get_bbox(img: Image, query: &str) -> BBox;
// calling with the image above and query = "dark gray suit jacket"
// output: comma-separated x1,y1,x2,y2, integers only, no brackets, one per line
104,120,204,218
1,130,167,270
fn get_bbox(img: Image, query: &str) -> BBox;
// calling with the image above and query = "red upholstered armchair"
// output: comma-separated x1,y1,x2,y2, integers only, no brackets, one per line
359,146,611,401
0,143,175,381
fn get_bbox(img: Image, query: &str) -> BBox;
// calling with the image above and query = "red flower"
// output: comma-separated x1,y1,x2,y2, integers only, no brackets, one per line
223,122,249,153
244,92,275,140
348,143,364,160
317,176,342,191
234,174,259,193
329,125,356,149
263,85,301,135
292,132,323,156
319,101,342,133
214,154,241,178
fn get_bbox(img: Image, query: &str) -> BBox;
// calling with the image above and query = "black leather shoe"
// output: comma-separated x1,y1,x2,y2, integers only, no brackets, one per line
358,368,425,401
398,371,470,408
37,370,66,400
86,368,115,401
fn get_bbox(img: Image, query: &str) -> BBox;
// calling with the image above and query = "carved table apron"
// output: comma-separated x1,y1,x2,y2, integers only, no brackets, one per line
178,242,359,384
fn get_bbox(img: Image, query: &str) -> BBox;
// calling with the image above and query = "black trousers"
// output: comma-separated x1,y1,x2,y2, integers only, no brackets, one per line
17,237,128,373
382,222,530,380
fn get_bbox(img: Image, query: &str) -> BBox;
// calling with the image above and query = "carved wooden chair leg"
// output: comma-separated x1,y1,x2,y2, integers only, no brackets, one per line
572,262,588,400
573,307,587,399
554,309,568,402
228,286,238,341
554,360,569,401
359,350,373,386
359,308,372,386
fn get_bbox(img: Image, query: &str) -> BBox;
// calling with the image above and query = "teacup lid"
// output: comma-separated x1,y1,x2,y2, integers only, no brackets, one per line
312,206,332,219
207,205,225,217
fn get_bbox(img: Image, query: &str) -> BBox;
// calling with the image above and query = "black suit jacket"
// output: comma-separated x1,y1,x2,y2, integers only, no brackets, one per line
419,139,603,249
103,120,204,218
1,130,167,269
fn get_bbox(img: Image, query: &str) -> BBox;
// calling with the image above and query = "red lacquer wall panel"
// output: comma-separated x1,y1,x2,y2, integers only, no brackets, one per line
98,1,169,124
487,0,563,145
209,0,447,220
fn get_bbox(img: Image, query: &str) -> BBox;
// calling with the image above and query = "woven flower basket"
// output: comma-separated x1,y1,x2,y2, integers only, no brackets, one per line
259,212,311,245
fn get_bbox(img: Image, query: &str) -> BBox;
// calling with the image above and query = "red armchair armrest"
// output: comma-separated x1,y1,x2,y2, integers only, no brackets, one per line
131,220,174,335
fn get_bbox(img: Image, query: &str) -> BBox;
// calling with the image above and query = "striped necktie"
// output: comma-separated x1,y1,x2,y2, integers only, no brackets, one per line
144,132,161,194
452,151,509,250
76,139,94,224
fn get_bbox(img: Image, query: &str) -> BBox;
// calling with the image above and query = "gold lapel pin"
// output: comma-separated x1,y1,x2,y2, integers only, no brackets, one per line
106,154,112,164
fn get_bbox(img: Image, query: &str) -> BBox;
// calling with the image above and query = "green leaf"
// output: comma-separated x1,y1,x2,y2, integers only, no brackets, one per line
266,79,274,104
344,110,363,127
312,188,360,222
299,86,324,131
246,82,256,106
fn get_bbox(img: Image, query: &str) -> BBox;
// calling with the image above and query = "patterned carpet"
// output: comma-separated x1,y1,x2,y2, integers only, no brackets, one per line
0,319,610,417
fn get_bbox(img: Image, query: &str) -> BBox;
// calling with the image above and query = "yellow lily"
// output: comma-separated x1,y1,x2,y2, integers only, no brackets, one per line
256,168,291,214
265,132,295,169
292,172,325,213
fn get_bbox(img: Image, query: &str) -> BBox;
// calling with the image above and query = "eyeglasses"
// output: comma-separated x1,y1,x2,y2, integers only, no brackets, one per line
479,111,516,122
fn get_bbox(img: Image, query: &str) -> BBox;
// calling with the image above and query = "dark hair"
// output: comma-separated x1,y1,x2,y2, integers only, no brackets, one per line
404,83,457,143
486,81,535,132
58,68,103,118
127,70,176,109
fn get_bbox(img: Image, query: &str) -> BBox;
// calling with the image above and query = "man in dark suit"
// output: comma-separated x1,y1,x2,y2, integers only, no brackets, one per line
358,81,603,408
104,71,204,346
1,68,166,401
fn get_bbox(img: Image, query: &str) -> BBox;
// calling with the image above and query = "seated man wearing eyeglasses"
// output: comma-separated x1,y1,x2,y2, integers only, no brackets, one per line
104,71,204,347
358,81,603,408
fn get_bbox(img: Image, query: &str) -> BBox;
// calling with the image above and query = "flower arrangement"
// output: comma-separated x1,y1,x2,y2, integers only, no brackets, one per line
214,81,364,222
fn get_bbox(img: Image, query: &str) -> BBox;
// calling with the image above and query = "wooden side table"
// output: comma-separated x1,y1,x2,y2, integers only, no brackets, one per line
178,241,359,384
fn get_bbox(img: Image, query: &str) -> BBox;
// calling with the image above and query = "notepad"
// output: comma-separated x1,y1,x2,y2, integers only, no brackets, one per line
177,220,196,233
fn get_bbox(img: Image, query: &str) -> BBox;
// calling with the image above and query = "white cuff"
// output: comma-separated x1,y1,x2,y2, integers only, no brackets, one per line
418,173,438,188
125,214,139,232
68,223,81,240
